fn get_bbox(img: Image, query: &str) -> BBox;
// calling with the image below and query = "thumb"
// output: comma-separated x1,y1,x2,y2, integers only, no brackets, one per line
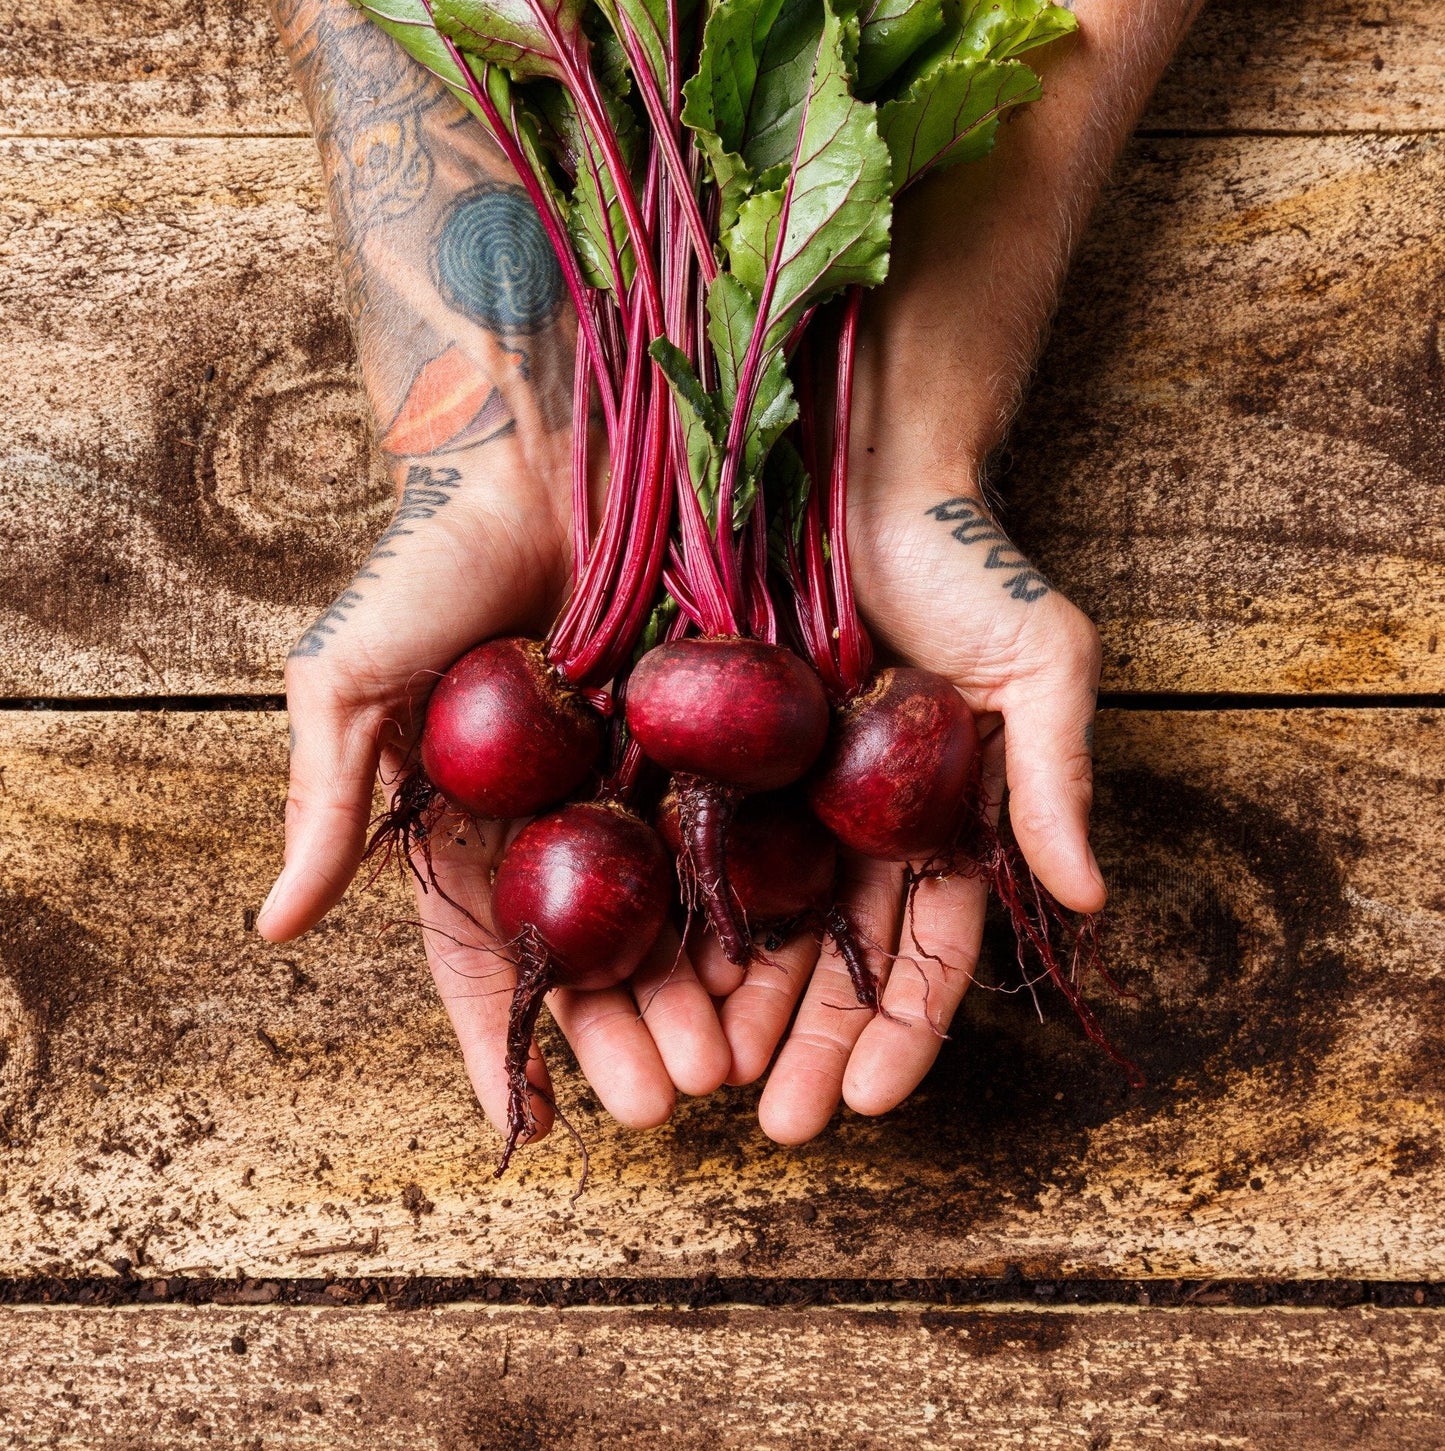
256,682,385,943
1000,667,1107,916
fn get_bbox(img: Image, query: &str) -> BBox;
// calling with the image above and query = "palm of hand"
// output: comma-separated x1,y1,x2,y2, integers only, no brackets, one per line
731,486,1105,1144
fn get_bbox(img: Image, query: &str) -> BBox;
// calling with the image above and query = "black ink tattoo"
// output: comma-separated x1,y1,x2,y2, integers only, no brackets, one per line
434,185,564,335
290,465,464,657
926,496,1052,603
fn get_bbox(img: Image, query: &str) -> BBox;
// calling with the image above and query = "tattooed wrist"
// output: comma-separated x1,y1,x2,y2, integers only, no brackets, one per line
289,464,464,658
925,496,1052,603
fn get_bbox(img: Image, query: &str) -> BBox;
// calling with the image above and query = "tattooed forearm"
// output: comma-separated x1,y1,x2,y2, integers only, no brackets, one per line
269,0,572,458
926,496,1052,603
290,465,464,657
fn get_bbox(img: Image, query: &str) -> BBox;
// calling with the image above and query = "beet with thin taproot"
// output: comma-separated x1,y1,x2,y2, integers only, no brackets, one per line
625,638,830,792
490,800,672,1170
807,667,979,862
657,788,837,924
422,637,604,821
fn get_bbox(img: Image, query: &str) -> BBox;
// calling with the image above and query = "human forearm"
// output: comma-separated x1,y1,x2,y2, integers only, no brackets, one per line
853,0,1205,495
270,0,574,485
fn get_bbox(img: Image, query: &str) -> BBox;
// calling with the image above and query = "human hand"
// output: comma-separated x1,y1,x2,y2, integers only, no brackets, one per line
712,0,1202,1139
258,0,729,1152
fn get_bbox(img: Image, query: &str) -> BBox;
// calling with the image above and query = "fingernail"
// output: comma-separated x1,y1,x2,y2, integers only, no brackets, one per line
256,873,284,928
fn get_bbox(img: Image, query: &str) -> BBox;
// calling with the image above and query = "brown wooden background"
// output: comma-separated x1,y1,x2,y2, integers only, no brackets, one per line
1,1,1443,1444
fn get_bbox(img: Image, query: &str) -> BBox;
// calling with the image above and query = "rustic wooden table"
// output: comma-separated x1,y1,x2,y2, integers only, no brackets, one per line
1,1,1443,1445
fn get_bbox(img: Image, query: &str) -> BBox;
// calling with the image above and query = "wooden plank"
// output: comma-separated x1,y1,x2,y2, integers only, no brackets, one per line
0,706,1441,1280
0,138,388,697
3,133,1441,696
1146,0,1445,135
2,0,1442,138
0,1,304,138
0,1304,1442,1447
1007,130,1445,692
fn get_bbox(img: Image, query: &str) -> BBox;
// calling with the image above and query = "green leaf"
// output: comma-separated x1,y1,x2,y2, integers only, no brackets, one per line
763,436,812,567
705,274,799,516
433,0,587,80
681,0,827,229
350,0,501,126
720,1,893,353
593,0,671,96
872,0,1075,188
855,0,945,98
877,53,1040,188
704,271,755,410
649,339,726,516
951,0,1077,61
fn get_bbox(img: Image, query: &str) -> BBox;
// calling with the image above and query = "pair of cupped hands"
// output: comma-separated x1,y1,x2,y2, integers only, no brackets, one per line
255,362,1105,1157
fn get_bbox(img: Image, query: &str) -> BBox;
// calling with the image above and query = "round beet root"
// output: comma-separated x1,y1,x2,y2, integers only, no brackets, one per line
625,638,829,792
493,801,671,992
659,788,836,925
807,667,979,862
421,638,603,820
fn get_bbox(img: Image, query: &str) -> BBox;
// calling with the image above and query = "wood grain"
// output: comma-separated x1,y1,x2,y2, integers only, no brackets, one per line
0,138,389,697
3,133,1442,696
1147,0,1445,136
3,0,1441,138
1,707,1441,1280
1007,131,1445,692
1,1304,1443,1448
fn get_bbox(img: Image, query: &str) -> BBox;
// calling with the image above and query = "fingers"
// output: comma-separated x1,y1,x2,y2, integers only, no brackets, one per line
412,821,557,1148
630,926,732,1097
688,928,750,998
256,683,384,943
842,868,987,1117
548,985,675,1130
1000,621,1107,914
718,931,824,1087
756,854,905,1143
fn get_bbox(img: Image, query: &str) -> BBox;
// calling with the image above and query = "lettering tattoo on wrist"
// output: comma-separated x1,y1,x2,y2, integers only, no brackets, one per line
289,465,463,658
925,496,1052,604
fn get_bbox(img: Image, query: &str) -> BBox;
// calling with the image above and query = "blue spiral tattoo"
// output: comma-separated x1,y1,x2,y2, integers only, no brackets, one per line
433,185,562,335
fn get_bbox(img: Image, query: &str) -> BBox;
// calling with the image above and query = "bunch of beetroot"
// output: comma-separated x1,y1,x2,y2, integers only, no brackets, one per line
355,0,1135,1170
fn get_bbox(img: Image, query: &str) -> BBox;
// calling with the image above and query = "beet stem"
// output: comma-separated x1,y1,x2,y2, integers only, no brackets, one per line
825,905,881,1014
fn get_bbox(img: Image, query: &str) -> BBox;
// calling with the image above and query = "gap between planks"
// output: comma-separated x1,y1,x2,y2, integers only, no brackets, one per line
4,694,1445,713
2,1277,1443,1312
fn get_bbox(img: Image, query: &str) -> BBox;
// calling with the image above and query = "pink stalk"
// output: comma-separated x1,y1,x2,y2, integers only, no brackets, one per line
828,287,872,694
429,17,620,442
570,329,594,577
609,16,715,279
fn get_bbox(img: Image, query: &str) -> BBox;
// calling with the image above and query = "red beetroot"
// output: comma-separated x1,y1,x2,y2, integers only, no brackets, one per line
422,637,604,820
490,800,671,1168
807,667,979,862
655,789,879,1008
626,638,829,965
658,788,836,929
625,638,829,792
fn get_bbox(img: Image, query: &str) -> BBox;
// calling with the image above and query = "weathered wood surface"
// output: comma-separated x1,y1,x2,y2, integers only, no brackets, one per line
1008,130,1445,693
1,1304,1443,1448
1148,0,1445,136
1,707,1441,1280
3,0,1440,138
4,133,1442,697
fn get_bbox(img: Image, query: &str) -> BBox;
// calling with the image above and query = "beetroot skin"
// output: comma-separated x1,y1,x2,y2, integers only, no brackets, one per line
421,637,603,820
659,789,836,924
493,801,671,992
625,638,830,792
807,667,979,862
